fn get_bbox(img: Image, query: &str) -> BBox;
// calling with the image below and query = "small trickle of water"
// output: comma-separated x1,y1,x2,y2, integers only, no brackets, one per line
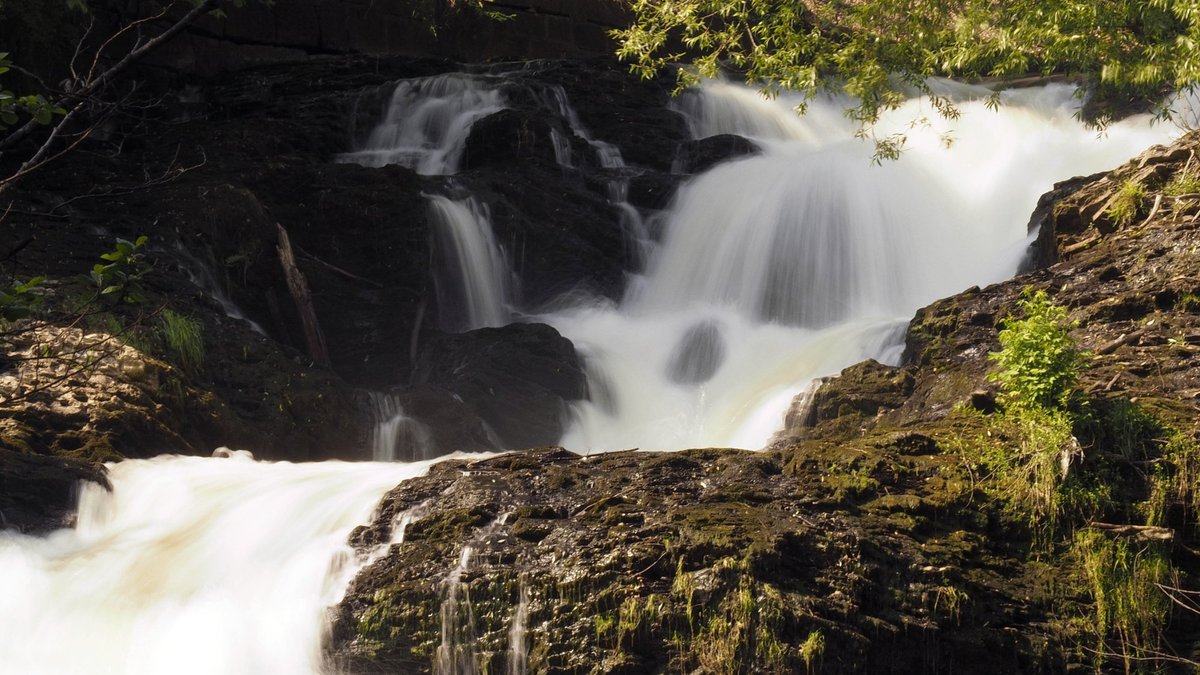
435,545,480,675
507,583,530,675
427,194,515,332
541,84,652,267
339,74,504,175
174,244,268,336
369,392,435,461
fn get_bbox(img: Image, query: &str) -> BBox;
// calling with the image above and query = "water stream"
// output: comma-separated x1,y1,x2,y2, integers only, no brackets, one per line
1,69,1187,673
0,453,446,675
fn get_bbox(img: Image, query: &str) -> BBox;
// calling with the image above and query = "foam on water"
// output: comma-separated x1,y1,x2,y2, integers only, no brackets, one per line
0,454,449,675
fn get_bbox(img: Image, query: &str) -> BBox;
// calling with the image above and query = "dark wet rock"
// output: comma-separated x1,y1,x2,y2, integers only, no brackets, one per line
463,109,561,169
665,319,726,384
329,444,1069,674
674,133,761,174
773,360,915,444
523,59,689,173
387,386,498,456
466,161,631,306
626,170,679,210
1020,173,1101,271
0,448,109,534
412,323,587,449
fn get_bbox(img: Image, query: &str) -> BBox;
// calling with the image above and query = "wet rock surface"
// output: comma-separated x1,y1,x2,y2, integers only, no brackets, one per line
412,323,588,450
330,445,1057,674
0,448,109,535
331,134,1200,673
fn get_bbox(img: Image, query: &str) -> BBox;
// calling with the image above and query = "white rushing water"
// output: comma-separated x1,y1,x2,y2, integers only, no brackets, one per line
339,74,504,175
546,80,1179,452
369,392,436,461
427,194,515,331
0,453,444,675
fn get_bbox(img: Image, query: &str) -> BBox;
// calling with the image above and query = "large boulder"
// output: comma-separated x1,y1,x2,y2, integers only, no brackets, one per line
412,323,588,449
0,448,109,534
674,133,761,174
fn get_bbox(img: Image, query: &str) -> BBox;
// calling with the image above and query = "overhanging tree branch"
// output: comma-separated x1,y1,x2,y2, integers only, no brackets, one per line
0,0,224,192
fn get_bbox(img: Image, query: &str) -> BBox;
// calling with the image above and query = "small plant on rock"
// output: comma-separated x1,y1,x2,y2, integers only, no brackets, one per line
160,310,204,373
1107,178,1147,227
989,288,1085,412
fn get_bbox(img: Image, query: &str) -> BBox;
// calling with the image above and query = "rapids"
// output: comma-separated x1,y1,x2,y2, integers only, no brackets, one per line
0,454,445,675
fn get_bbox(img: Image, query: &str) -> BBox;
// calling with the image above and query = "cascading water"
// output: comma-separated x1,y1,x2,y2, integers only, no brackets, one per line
541,85,652,265
339,74,504,175
507,583,530,675
0,453,446,675
174,244,269,336
369,392,436,461
435,516,507,675
545,80,1178,452
4,66,1189,675
427,194,515,331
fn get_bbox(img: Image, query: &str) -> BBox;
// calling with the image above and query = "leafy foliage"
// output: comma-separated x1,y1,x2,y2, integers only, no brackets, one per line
90,236,150,305
0,275,43,322
616,0,1200,141
0,53,63,128
989,289,1084,411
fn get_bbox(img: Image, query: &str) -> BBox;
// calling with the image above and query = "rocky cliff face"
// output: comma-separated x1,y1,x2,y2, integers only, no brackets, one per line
107,0,629,75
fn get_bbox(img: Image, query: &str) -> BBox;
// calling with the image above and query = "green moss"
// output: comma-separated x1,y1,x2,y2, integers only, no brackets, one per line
404,506,496,543
822,464,880,503
1164,169,1200,197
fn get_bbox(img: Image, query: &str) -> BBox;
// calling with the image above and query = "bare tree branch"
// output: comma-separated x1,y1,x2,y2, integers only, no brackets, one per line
0,0,223,176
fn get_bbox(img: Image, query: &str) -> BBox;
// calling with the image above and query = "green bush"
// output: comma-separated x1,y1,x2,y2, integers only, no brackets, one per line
989,289,1084,411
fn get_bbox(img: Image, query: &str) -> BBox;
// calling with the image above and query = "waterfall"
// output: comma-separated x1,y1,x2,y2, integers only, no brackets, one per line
0,453,445,675
338,74,504,175
369,392,436,461
3,65,1191,674
545,80,1177,452
428,194,515,332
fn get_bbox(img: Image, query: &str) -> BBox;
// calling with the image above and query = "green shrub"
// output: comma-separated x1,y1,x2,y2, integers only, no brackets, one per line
160,310,203,373
989,289,1085,411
